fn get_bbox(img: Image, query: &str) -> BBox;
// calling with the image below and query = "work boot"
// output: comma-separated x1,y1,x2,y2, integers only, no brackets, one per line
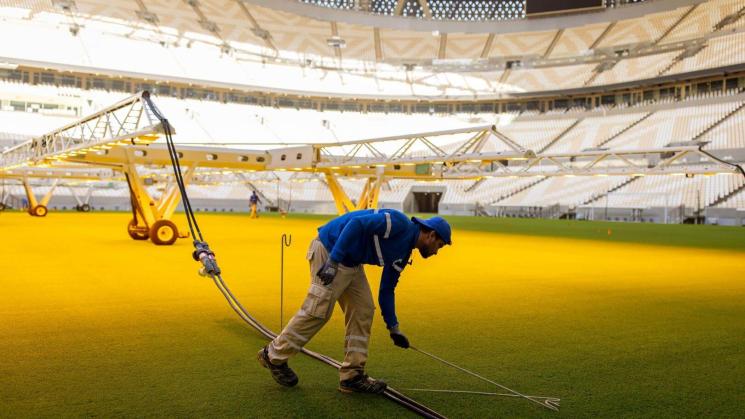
257,346,298,387
338,374,387,394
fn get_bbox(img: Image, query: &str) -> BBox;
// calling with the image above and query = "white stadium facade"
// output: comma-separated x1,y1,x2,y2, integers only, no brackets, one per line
1,0,745,225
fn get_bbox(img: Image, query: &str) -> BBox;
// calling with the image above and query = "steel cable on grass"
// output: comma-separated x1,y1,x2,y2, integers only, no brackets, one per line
208,272,446,418
140,92,447,419
409,346,560,411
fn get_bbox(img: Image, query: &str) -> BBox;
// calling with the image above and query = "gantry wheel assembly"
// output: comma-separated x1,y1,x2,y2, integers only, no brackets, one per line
149,219,178,245
123,161,193,246
30,205,48,217
22,179,58,217
127,218,150,240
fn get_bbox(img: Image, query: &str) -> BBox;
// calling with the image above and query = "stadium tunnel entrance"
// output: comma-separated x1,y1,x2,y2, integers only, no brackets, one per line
405,185,446,213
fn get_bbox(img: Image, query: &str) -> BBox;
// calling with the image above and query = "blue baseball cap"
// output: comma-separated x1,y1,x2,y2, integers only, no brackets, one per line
411,216,452,245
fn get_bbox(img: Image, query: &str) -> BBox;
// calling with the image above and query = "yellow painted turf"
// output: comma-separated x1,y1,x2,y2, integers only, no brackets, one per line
1,211,745,417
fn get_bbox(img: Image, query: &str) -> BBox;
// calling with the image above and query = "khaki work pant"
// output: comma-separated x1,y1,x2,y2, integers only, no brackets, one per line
249,203,258,218
267,237,375,381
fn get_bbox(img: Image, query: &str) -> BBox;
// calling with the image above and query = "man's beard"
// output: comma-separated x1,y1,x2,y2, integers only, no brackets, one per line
418,247,433,258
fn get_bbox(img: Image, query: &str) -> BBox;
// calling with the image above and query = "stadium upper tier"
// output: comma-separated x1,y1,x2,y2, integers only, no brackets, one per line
0,1,744,98
2,82,744,153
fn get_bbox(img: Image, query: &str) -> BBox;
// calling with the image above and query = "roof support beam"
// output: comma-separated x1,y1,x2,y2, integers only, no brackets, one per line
499,68,511,84
373,27,383,61
480,34,495,59
589,21,615,50
394,0,406,16
235,0,277,53
184,0,222,39
418,0,432,19
543,29,564,58
438,33,447,59
133,0,159,25
331,21,342,61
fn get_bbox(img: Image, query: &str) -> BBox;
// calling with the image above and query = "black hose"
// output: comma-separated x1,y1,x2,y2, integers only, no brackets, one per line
124,172,144,225
140,91,446,419
697,145,745,179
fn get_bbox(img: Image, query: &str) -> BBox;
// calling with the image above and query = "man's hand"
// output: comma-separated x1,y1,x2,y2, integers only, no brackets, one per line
388,325,410,349
316,259,339,285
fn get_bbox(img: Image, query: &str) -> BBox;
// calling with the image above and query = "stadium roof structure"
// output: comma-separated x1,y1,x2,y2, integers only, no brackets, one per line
7,0,741,67
0,0,742,103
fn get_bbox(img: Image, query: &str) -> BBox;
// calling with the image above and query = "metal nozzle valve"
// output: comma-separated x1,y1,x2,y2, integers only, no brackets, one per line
192,240,221,276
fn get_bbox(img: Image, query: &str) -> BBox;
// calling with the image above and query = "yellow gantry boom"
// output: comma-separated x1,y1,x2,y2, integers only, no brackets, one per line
0,91,164,171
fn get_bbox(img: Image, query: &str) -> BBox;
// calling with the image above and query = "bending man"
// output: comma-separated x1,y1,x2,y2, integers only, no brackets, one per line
258,209,451,393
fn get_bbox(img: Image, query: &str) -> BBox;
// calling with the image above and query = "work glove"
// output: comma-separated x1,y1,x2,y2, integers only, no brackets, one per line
316,259,339,286
388,325,410,349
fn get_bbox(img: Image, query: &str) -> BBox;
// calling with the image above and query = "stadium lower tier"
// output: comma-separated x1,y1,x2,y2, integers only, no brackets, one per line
3,174,744,226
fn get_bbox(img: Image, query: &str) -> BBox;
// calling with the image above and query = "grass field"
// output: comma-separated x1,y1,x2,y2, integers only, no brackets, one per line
1,211,744,418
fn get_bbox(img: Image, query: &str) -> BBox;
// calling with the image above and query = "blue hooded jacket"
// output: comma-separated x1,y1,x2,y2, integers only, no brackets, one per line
318,209,420,329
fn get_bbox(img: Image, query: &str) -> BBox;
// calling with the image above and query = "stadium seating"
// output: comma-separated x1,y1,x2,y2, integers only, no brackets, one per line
497,118,578,152
544,113,648,154
700,104,745,149
583,174,745,209
503,64,595,93
495,176,631,208
602,101,743,150
440,177,539,206
662,0,745,43
667,32,745,76
716,186,745,209
591,52,680,86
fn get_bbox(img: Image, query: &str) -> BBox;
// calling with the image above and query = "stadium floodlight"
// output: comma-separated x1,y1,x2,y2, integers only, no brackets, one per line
326,36,347,49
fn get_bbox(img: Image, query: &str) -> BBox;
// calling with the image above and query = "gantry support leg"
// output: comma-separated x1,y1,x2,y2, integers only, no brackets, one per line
0,179,9,211
84,187,94,210
324,172,384,215
22,178,37,213
356,178,372,210
69,186,83,208
0,187,6,211
360,175,383,210
122,159,195,245
69,186,94,212
324,172,356,214
155,168,196,222
23,178,58,217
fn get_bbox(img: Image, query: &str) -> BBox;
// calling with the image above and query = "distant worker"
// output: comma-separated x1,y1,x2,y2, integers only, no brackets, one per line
249,190,261,218
258,209,451,393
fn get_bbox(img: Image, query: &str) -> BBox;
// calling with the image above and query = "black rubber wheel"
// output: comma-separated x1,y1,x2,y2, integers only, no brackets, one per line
80,204,91,212
150,219,178,246
32,205,48,217
127,219,149,240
